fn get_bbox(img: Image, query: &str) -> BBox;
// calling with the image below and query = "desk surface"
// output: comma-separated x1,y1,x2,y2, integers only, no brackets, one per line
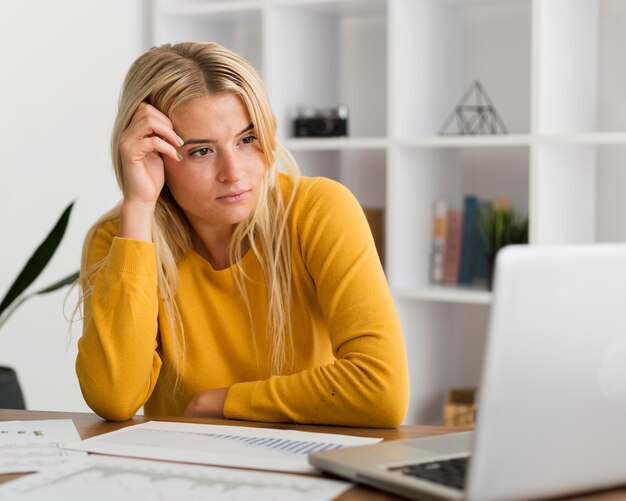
0,409,623,501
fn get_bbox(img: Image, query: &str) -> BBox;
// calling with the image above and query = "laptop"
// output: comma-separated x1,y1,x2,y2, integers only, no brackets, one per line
310,244,626,500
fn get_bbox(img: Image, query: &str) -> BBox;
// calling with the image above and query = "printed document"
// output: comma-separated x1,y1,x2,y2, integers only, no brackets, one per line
0,455,352,501
0,419,85,474
65,420,380,473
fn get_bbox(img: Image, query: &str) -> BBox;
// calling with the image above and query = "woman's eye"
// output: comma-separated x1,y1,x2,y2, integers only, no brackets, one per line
190,147,212,157
241,135,257,145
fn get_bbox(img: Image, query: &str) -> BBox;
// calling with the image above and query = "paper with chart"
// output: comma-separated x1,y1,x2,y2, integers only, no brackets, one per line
0,419,85,474
65,420,381,473
0,455,352,501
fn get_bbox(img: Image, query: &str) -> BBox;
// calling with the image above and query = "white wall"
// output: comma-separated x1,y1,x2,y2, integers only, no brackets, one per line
0,1,149,411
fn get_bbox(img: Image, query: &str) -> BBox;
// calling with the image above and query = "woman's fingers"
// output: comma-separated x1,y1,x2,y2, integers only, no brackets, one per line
124,115,182,153
136,136,180,163
120,122,182,164
120,134,179,164
118,103,181,206
126,102,183,151
130,102,171,129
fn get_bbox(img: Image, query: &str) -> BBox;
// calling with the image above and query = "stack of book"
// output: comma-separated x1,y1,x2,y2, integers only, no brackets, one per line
429,195,492,287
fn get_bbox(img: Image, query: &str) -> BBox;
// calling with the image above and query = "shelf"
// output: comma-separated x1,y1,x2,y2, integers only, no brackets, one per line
160,1,262,17
273,0,386,16
444,0,529,4
395,135,532,149
282,133,626,152
538,132,626,145
283,135,533,151
395,132,626,149
282,137,388,151
153,0,626,426
160,0,385,17
394,286,492,305
159,0,523,14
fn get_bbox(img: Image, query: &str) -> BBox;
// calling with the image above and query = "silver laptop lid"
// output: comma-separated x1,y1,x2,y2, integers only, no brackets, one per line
468,244,626,501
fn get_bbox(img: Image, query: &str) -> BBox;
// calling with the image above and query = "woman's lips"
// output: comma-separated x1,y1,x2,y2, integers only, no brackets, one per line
217,190,250,203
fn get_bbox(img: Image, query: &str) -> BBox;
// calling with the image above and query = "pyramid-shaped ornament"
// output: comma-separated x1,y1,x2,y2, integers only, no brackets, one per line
439,80,508,135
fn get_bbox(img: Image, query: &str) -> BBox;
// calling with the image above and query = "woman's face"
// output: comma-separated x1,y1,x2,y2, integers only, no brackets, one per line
164,93,265,234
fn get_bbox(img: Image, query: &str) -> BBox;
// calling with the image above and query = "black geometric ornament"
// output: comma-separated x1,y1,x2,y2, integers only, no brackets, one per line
439,80,508,135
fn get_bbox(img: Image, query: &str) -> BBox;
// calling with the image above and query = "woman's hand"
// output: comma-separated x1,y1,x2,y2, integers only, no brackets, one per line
118,103,183,240
184,387,229,418
119,102,182,205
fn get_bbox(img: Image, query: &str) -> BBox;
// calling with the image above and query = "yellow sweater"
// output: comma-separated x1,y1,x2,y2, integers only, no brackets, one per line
76,175,409,426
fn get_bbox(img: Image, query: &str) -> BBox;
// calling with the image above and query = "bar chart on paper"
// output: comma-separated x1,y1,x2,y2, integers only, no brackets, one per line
0,456,352,501
65,421,381,473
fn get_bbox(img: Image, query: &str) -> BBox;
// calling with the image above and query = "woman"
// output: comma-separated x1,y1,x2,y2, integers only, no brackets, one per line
76,41,409,426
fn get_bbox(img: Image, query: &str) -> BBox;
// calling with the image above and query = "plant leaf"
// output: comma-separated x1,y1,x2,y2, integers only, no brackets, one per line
479,205,529,255
35,271,79,295
0,271,80,330
0,201,75,318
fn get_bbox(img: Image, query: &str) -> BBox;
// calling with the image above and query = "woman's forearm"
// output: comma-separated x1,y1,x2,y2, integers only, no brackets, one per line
77,237,162,421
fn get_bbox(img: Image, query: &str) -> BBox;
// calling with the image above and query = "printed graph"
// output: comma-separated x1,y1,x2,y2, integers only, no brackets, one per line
67,421,381,473
104,428,345,457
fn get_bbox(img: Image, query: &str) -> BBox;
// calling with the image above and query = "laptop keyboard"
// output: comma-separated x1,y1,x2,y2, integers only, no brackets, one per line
389,456,469,490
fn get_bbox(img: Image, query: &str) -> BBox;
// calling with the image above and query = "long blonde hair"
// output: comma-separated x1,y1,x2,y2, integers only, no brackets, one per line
80,42,299,377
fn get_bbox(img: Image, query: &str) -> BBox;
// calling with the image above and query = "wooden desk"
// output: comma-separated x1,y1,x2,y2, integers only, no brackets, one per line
0,409,623,500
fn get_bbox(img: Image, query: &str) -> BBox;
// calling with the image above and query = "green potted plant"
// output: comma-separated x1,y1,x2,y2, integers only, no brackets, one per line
0,201,79,409
480,203,529,289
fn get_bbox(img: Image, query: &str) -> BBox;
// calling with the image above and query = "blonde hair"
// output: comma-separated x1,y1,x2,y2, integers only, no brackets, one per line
80,42,299,377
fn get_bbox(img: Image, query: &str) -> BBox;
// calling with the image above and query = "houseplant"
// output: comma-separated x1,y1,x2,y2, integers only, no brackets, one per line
0,201,79,408
480,203,529,289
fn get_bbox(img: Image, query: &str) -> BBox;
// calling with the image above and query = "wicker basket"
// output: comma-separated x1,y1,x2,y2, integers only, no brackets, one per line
443,388,477,427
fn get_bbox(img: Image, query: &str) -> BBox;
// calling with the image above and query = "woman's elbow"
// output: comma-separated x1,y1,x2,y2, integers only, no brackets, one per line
78,378,140,422
381,397,409,427
365,391,409,428
347,376,409,428
85,395,139,422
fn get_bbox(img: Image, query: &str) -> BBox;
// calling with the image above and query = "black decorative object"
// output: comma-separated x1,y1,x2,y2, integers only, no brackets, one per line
293,105,348,138
0,367,26,409
439,80,507,135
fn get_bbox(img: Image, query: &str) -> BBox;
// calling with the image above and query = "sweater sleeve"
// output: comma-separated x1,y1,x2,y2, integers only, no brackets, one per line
224,178,410,427
75,221,162,421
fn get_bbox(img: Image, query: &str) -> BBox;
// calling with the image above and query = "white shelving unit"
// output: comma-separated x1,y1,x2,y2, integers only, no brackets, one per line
152,0,626,424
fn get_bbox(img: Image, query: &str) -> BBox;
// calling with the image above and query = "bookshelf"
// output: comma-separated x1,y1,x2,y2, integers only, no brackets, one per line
151,0,626,424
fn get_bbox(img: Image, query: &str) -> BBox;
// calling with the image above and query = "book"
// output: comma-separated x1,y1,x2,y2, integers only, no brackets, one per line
442,210,463,284
429,201,448,284
458,195,479,285
471,199,492,285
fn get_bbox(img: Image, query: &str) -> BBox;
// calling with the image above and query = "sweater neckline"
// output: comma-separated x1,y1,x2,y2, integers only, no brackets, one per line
188,245,256,274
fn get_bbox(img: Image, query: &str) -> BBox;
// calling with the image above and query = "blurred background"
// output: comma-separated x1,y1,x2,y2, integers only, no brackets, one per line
0,0,152,411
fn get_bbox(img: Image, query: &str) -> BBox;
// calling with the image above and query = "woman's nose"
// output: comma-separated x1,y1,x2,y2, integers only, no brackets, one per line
217,148,241,183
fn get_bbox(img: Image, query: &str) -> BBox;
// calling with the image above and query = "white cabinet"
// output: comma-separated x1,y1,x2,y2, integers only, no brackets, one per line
152,0,626,424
